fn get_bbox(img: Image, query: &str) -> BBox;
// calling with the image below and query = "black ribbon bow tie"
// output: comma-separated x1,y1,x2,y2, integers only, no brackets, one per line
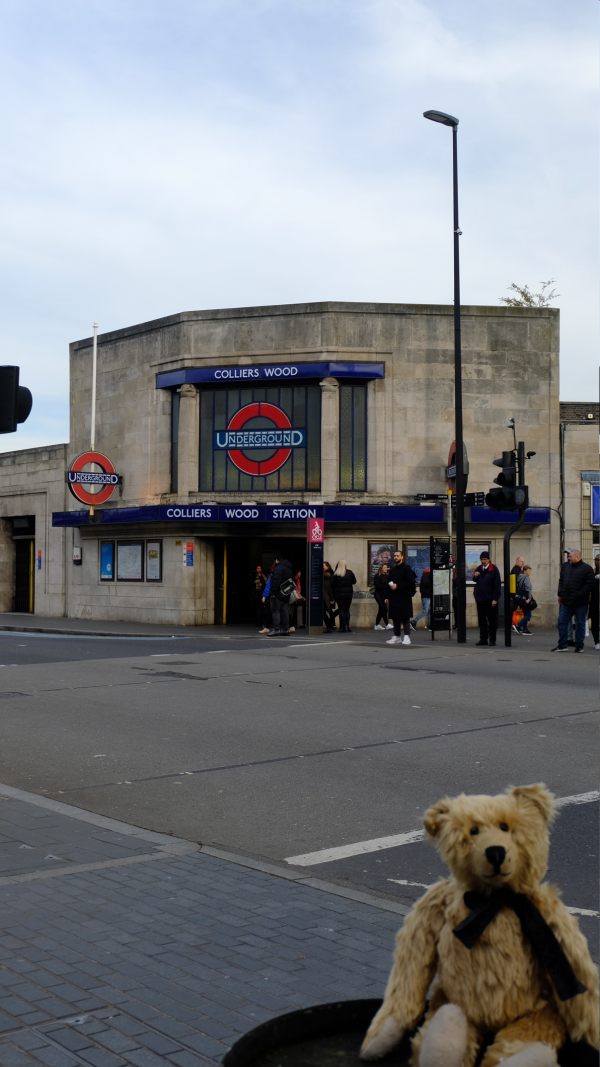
453,888,587,1002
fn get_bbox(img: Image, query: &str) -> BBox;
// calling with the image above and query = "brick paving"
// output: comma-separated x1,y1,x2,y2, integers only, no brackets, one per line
0,784,403,1065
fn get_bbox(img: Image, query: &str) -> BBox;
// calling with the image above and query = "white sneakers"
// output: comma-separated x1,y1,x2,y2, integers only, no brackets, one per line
374,624,386,630
402,635,411,645
386,622,394,629
386,634,411,646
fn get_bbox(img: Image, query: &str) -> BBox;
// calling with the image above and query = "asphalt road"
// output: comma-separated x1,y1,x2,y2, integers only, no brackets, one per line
0,627,597,954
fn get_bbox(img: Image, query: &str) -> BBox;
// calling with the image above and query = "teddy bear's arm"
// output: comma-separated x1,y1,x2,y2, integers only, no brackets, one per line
538,888,600,1049
360,880,448,1060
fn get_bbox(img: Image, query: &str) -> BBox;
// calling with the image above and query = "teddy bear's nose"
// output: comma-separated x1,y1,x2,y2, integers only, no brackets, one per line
485,846,506,872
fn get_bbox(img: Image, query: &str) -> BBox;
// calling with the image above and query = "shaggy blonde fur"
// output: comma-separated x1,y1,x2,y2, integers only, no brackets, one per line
360,784,599,1066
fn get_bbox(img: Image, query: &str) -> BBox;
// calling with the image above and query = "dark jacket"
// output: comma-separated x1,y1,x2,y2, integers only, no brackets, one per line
472,562,501,603
323,569,334,607
558,560,595,609
271,558,293,600
590,568,599,621
373,573,390,604
332,568,356,605
419,569,432,598
387,562,416,618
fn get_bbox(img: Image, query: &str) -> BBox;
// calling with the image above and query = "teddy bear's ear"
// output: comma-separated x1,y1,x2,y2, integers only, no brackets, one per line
510,783,555,823
423,798,451,837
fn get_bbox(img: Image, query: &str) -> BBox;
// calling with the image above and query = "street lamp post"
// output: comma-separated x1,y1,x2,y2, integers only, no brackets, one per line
423,109,467,643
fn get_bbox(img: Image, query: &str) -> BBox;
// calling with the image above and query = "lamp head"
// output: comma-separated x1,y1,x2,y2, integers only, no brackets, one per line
423,109,459,127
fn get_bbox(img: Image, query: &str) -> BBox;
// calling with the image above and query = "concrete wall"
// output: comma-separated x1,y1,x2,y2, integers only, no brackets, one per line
0,301,566,626
0,444,68,615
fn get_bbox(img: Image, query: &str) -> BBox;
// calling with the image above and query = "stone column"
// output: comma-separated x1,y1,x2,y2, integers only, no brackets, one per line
320,377,339,500
177,384,199,496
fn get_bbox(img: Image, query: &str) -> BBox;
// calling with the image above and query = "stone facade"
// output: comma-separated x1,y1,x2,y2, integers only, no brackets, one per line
1,300,591,629
0,444,68,614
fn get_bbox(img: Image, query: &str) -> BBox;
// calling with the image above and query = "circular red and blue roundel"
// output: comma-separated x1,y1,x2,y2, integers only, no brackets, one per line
67,450,120,506
226,402,293,477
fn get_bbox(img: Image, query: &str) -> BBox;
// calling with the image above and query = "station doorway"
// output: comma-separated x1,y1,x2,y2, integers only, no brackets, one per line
12,516,35,613
214,536,307,625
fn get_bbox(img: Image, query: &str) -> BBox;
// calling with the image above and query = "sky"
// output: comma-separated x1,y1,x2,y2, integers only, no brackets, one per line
0,0,598,451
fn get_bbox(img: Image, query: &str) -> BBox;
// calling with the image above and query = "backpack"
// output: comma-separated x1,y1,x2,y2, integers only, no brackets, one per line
278,576,296,601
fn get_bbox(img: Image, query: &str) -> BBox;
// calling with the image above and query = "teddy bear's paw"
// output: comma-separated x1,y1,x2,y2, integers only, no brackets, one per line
359,1015,404,1060
498,1043,558,1067
419,1003,468,1067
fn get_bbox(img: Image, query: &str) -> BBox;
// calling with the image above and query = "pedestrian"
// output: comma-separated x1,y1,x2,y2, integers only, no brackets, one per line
288,569,304,633
553,549,595,653
252,564,268,632
472,550,501,646
386,549,416,646
589,553,599,650
373,564,393,630
267,552,294,636
259,569,273,635
510,555,525,613
513,564,535,635
410,567,432,631
322,561,336,633
331,560,357,632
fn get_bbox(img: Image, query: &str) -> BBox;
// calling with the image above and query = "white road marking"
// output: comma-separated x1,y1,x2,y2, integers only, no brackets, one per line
387,878,598,917
286,829,425,866
388,878,432,889
284,791,599,867
555,790,600,808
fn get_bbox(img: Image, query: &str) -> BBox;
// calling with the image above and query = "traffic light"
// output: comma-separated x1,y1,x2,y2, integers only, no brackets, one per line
0,366,33,434
485,450,528,510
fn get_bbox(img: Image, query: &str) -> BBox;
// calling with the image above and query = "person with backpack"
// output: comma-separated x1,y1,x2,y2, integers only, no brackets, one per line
266,553,294,636
514,564,535,635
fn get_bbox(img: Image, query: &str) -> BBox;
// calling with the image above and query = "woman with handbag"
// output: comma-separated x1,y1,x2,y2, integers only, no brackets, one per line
514,565,536,635
332,560,357,633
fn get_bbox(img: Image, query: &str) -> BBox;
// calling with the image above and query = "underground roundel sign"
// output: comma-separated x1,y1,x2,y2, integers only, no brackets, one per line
67,450,121,506
214,402,305,477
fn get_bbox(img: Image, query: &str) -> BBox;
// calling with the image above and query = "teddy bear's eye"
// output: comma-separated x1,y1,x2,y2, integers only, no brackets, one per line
469,826,479,836
499,822,509,832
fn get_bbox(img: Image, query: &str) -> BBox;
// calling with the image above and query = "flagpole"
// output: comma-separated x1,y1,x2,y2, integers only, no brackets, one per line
91,322,98,451
90,322,98,518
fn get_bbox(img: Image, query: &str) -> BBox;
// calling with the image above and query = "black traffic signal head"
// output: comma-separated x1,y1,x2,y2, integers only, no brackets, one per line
493,450,517,489
485,450,528,510
0,366,33,434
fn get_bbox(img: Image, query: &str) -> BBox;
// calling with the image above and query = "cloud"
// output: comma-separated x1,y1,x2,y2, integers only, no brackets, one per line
0,0,596,456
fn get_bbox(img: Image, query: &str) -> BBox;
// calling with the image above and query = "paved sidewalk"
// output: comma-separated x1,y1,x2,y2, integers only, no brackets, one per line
0,782,403,1066
0,611,565,648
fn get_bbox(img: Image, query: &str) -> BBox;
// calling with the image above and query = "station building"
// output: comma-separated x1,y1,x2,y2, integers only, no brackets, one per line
0,301,597,629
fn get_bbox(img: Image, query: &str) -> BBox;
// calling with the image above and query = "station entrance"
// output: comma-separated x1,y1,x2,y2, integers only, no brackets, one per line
12,516,36,613
213,535,307,625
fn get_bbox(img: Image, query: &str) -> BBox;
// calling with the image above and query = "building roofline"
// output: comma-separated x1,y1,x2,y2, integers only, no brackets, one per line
70,301,558,350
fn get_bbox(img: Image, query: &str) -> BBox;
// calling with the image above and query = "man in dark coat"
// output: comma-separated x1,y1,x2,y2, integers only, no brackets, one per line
386,550,416,646
267,553,293,636
472,551,501,646
553,549,595,653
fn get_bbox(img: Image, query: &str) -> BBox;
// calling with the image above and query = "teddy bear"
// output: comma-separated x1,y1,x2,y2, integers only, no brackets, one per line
359,784,599,1067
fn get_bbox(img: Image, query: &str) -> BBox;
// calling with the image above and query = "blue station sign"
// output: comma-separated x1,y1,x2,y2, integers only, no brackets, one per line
156,361,385,389
52,503,550,528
